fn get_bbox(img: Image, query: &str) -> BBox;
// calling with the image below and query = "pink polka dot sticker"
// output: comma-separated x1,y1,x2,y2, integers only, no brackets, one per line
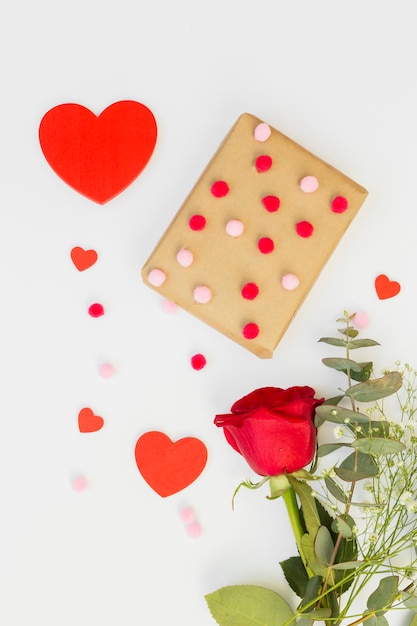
189,214,206,231
353,311,369,329
299,175,319,193
258,237,274,254
332,195,348,213
98,363,115,378
282,273,300,291
162,299,178,314
211,180,229,198
296,221,314,238
241,282,259,300
255,155,272,173
176,248,194,267
242,322,259,340
71,475,88,493
262,195,280,212
254,123,271,142
191,353,207,370
193,285,212,304
148,268,166,287
225,219,244,237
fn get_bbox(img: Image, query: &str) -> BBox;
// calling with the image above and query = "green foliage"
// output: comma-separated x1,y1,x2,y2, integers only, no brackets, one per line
366,576,399,616
279,556,309,597
346,371,403,402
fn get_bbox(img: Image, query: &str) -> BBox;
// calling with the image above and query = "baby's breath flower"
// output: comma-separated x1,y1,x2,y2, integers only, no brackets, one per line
333,426,345,439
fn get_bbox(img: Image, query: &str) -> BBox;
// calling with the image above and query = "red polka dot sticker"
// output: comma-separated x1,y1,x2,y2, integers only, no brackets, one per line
211,180,229,197
255,155,272,173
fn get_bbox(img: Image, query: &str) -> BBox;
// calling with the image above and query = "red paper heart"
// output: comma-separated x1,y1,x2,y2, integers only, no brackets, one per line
71,246,98,271
78,407,104,433
134,431,208,497
39,100,157,204
375,274,401,300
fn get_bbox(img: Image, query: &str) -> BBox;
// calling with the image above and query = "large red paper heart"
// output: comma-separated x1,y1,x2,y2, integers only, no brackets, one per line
375,274,401,300
135,431,208,497
70,246,98,271
78,407,104,433
39,100,157,204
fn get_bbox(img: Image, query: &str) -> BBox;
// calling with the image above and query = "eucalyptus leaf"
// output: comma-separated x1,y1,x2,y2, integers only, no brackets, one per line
317,443,351,458
401,590,417,613
367,576,399,615
331,515,356,538
334,451,379,482
324,476,348,503
322,357,363,372
339,327,359,338
332,560,363,570
345,361,373,382
314,525,334,566
348,339,381,349
315,404,370,425
318,337,347,348
279,556,309,598
364,615,389,626
346,371,402,402
299,608,332,619
299,575,322,609
205,585,294,626
323,395,345,406
352,437,405,456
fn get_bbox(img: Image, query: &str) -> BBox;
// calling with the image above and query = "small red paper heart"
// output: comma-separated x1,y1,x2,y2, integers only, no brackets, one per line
71,246,98,271
134,431,208,497
375,274,401,300
39,100,157,204
78,407,104,433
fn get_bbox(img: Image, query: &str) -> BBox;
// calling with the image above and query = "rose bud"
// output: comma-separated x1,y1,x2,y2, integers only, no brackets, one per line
214,386,324,477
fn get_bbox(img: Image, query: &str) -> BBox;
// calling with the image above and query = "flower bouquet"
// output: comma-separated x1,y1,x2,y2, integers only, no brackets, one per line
205,312,417,626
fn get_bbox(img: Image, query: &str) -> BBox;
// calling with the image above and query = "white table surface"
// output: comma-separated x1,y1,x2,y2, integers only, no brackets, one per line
1,1,415,624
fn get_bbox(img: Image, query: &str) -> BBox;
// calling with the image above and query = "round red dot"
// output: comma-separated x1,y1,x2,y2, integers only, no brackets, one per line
331,196,348,213
296,221,314,238
258,237,274,253
262,195,280,212
191,353,207,370
242,323,259,339
211,180,229,197
255,155,273,172
189,214,206,231
88,303,105,317
241,282,259,300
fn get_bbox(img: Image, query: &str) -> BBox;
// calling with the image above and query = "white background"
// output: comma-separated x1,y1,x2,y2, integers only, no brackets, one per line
1,1,416,624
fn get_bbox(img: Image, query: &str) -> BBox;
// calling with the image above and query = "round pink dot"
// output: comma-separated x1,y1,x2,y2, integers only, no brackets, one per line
162,299,178,313
176,248,194,267
225,219,244,237
71,475,88,492
254,123,271,142
191,353,207,370
242,323,259,339
296,221,314,238
189,214,206,231
354,311,369,329
255,155,273,172
262,195,280,212
193,286,212,303
98,363,114,378
211,180,229,197
186,521,202,538
180,506,196,523
88,302,105,317
258,237,274,253
299,175,319,193
241,282,259,300
282,273,300,291
332,195,348,213
148,268,166,286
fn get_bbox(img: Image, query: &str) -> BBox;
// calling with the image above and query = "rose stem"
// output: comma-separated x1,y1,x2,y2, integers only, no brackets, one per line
283,487,314,578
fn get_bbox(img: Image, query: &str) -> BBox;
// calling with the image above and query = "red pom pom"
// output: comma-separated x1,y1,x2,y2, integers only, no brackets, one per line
258,237,274,253
296,221,314,238
331,196,348,213
189,214,206,231
211,180,229,197
191,353,207,370
88,302,105,317
255,155,272,172
261,195,280,212
242,323,259,339
241,282,259,300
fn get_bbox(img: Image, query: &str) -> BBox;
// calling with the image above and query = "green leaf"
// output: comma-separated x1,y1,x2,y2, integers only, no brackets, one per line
280,556,309,597
318,337,347,348
205,585,294,626
334,451,379,482
331,514,356,538
348,339,381,349
299,575,322,609
315,404,370,425
287,477,321,537
344,361,373,382
346,371,403,402
357,420,390,438
367,575,399,616
317,443,351,457
411,614,417,626
322,357,363,372
314,525,334,566
323,395,345,406
332,560,363,570
401,590,417,613
365,615,389,626
324,476,348,503
352,437,405,456
338,327,359,338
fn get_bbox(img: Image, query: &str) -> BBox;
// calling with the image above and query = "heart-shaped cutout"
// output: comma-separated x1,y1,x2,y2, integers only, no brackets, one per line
71,246,98,271
375,274,401,300
135,431,208,497
78,407,104,433
39,100,157,204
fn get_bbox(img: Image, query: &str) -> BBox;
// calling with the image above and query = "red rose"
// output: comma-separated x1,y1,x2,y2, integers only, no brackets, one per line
214,386,323,476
